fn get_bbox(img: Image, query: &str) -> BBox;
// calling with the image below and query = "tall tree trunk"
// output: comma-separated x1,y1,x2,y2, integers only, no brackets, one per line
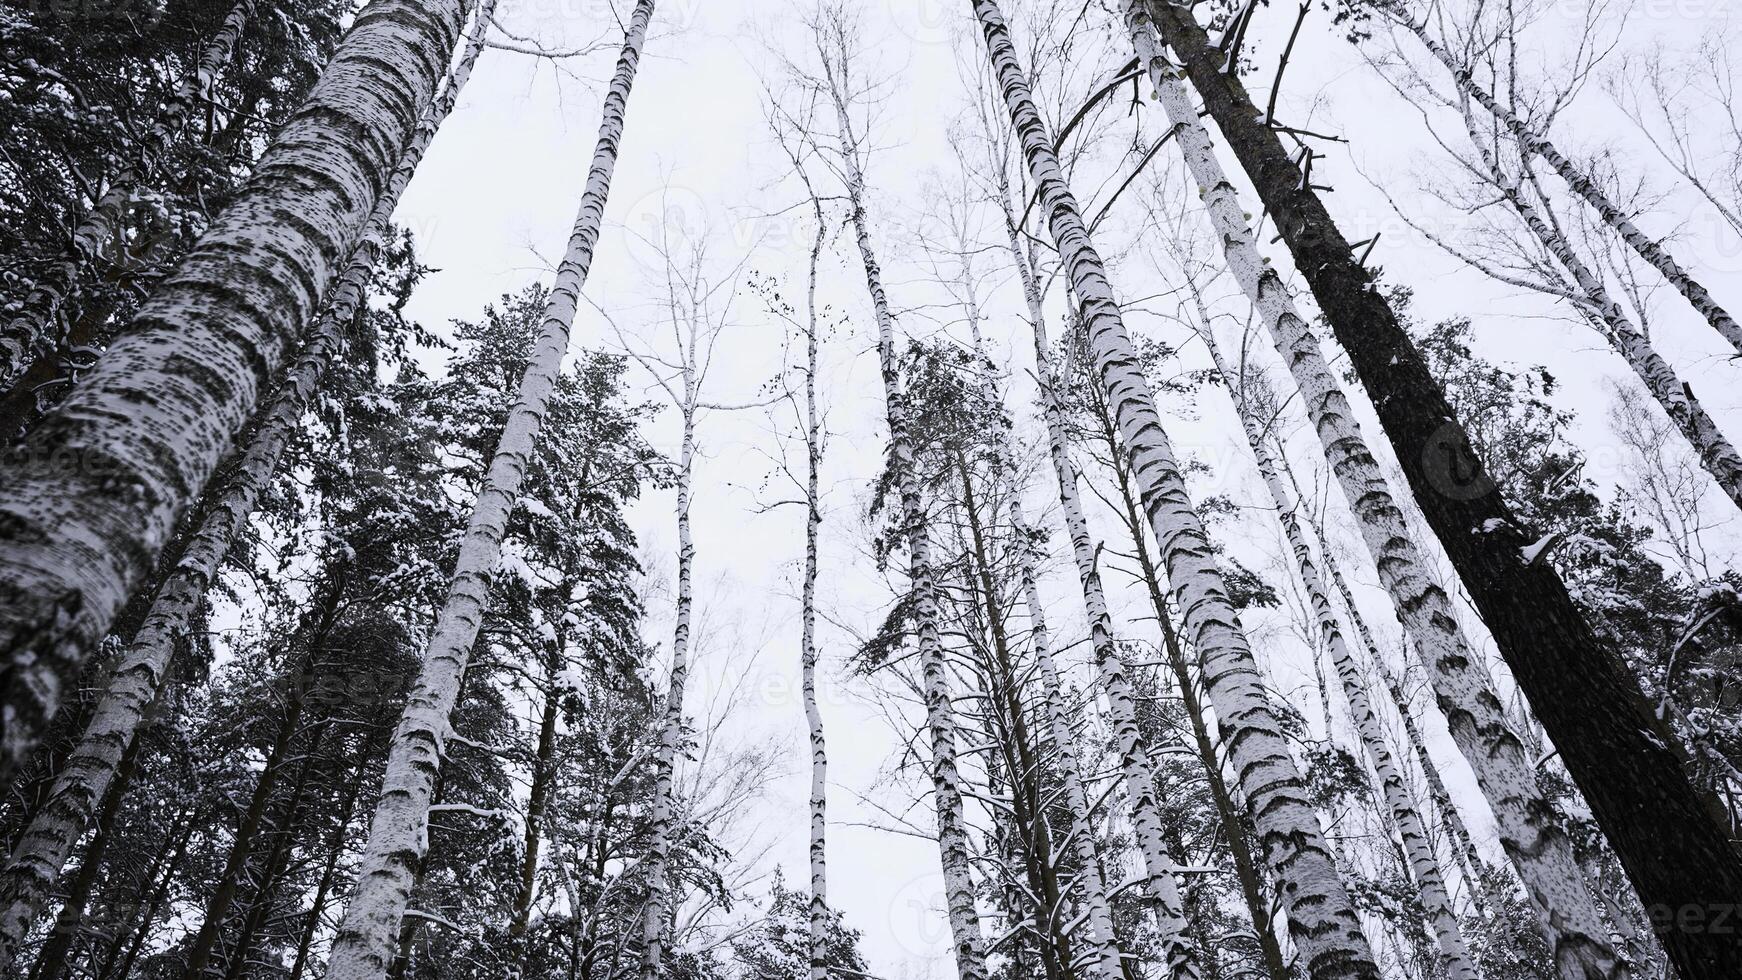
1194,309,1479,980
1145,5,1742,977
1382,7,1742,357
0,10,494,961
0,0,259,390
640,385,696,980
1458,105,1742,513
797,179,830,980
823,51,990,980
970,4,1379,977
93,816,193,980
324,6,655,976
1130,9,1608,974
0,0,469,774
514,637,567,937
1000,185,1263,980
218,740,325,980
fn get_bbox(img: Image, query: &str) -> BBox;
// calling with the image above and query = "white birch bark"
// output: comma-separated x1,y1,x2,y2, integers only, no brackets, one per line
798,187,830,980
323,5,655,976
0,7,496,969
1123,10,1622,975
640,385,695,980
974,3,1379,976
1457,107,1742,514
959,293,1126,980
0,0,259,389
0,0,468,776
1194,312,1479,980
1384,9,1742,358
824,59,989,980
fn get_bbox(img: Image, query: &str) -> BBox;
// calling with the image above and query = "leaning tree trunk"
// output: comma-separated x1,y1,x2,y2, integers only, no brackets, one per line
970,3,1379,977
324,5,655,976
640,390,697,980
826,63,990,980
1383,6,1742,357
1459,108,1742,514
0,0,259,391
1126,10,1614,975
0,9,494,961
1195,312,1479,980
0,0,468,777
1145,5,1742,977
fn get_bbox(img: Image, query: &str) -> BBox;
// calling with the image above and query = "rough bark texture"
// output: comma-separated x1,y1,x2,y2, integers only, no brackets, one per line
1389,9,1742,358
0,0,467,777
972,3,1380,976
1130,10,1606,973
0,0,259,390
323,5,654,976
827,59,990,980
0,12,492,962
1148,4,1742,977
1195,313,1478,980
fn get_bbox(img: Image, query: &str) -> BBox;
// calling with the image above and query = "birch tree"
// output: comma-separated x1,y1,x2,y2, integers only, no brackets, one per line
970,3,1381,976
0,9,497,967
0,0,470,776
801,8,990,977
322,5,656,975
1142,7,1742,973
1124,7,1620,974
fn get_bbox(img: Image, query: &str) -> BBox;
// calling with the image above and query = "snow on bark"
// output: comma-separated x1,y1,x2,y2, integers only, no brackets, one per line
827,61,990,980
975,3,1378,976
999,192,1203,980
0,0,467,778
323,5,655,976
0,12,495,968
1195,312,1479,980
1124,10,1620,975
640,395,694,980
1457,108,1742,515
1385,10,1742,358
960,293,1126,980
0,0,259,390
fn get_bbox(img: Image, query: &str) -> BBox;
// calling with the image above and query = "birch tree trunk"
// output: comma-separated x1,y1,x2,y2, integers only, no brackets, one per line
1457,106,1742,513
640,385,696,980
0,0,468,777
0,0,259,390
822,47,989,980
1383,8,1742,357
0,11,494,963
324,5,655,975
970,4,1378,976
1127,9,1615,975
798,184,830,980
1194,310,1479,980
1143,6,1742,976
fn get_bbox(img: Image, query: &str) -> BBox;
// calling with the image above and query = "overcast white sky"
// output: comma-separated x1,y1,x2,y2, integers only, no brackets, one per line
388,0,1742,975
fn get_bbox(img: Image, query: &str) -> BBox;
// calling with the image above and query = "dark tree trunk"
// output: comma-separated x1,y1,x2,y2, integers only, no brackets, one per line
1146,3,1742,976
94,816,193,980
287,766,363,980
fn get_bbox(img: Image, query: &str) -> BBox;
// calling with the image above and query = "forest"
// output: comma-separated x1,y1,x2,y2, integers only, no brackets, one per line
0,0,1738,978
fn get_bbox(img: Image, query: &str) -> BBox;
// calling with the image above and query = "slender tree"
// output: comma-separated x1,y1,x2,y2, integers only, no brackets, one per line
969,3,1381,977
322,5,656,975
1143,6,1742,975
